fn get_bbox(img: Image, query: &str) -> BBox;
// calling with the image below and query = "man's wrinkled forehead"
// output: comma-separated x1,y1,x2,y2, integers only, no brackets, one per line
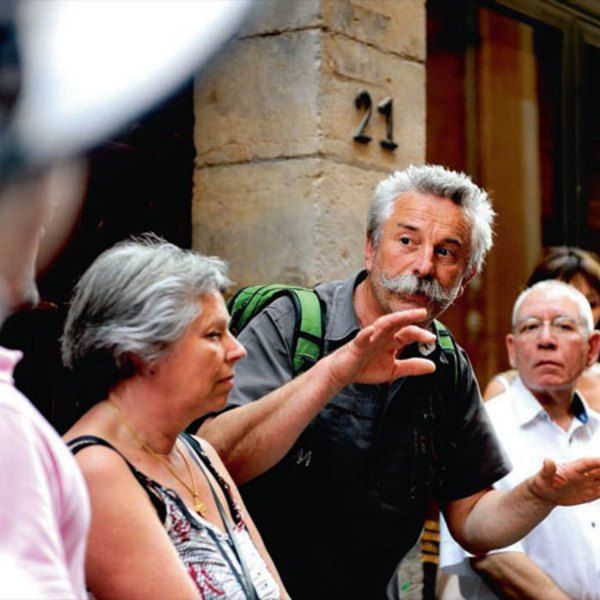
516,291,580,322
390,191,470,225
387,193,473,253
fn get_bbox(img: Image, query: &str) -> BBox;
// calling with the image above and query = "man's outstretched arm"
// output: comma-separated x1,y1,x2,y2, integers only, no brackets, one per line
200,308,436,484
445,457,600,554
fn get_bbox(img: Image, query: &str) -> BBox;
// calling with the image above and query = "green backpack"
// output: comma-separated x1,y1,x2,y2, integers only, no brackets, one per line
228,284,325,376
228,283,458,381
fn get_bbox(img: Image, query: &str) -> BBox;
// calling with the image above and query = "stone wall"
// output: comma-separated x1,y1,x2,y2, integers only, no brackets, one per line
193,0,426,288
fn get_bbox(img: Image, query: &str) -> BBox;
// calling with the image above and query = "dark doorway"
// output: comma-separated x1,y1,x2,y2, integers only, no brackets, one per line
0,81,195,433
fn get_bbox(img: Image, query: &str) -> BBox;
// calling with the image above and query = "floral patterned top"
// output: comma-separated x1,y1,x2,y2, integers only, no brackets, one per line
69,434,280,599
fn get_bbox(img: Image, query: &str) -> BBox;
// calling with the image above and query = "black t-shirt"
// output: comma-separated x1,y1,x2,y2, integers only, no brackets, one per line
226,271,511,599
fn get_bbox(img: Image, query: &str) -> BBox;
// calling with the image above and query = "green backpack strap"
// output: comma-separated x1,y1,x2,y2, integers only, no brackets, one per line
433,319,458,388
228,284,324,377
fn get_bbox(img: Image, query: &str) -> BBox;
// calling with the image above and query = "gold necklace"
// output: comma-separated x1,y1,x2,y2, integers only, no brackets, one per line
108,399,208,517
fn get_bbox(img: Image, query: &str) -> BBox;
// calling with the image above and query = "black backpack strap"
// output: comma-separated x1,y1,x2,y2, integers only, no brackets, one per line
430,321,461,494
408,321,459,499
228,284,325,376
67,435,166,521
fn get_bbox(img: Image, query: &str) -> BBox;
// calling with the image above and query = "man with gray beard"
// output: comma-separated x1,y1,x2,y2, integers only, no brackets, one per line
199,165,600,599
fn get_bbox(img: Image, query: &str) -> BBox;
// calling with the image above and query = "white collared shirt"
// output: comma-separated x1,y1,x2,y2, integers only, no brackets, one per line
440,376,600,600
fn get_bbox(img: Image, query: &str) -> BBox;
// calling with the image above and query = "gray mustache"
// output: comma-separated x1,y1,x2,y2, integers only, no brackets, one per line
380,273,456,306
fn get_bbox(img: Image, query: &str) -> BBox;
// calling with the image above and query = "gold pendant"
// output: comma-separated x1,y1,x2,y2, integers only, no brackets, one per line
193,495,207,517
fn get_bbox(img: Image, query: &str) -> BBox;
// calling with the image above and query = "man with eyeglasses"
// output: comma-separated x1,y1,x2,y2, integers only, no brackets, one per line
441,279,600,600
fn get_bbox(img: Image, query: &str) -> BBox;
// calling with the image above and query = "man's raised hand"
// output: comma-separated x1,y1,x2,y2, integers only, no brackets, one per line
325,308,436,388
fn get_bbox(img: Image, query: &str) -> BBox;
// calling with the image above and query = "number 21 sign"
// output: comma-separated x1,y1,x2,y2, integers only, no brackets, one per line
353,89,397,151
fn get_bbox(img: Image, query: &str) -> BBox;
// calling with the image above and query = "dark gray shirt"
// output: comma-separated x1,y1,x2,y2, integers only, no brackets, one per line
227,270,510,599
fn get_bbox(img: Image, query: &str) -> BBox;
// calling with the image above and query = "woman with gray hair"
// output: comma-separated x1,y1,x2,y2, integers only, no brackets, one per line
62,235,287,599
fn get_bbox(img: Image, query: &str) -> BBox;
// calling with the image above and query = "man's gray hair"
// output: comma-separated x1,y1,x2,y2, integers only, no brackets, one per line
512,280,595,332
367,164,495,274
61,234,230,403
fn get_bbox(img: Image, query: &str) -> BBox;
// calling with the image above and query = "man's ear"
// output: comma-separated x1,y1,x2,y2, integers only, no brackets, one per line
506,333,518,369
586,330,600,368
456,267,477,299
365,237,374,271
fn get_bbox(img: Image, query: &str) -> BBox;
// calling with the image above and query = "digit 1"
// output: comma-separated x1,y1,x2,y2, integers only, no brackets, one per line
377,97,398,151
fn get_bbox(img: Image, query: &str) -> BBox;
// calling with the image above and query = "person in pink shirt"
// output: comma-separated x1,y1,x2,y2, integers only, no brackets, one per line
0,172,91,599
0,346,90,598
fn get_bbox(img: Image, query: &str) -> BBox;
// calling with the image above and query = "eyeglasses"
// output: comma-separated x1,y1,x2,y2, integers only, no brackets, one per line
514,316,587,339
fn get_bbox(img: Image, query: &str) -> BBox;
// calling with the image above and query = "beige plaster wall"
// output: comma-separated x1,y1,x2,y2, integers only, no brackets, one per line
193,0,426,288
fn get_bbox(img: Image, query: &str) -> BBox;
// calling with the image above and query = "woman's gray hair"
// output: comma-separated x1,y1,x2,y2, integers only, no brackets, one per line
61,234,230,403
512,280,595,332
367,164,495,274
